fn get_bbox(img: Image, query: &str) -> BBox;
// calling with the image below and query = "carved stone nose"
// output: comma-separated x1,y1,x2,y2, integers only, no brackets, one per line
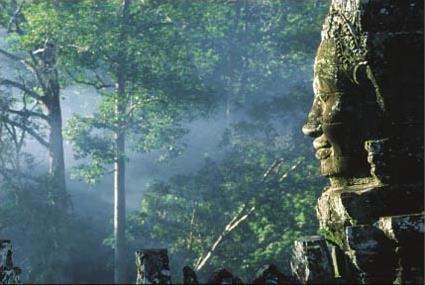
302,123,322,138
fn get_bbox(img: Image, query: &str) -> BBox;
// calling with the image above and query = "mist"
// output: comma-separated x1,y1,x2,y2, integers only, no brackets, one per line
0,1,329,284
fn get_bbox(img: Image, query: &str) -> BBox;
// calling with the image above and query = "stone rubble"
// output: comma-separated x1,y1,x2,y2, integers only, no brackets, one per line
0,241,20,285
135,249,171,285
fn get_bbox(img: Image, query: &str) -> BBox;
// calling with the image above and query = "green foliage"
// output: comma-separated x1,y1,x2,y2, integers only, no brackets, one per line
0,115,110,283
0,173,113,283
0,124,67,282
123,0,329,282
0,180,69,282
128,121,326,281
1,0,331,283
59,0,215,183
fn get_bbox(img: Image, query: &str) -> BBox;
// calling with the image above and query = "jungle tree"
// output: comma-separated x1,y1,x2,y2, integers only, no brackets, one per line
126,0,329,282
0,0,68,206
60,1,213,282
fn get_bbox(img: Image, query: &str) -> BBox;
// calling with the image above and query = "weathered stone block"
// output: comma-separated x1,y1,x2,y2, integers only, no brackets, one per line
395,246,424,285
182,266,198,285
135,249,171,285
346,225,395,251
342,185,424,223
325,241,347,280
317,185,424,247
375,213,424,284
207,268,243,284
360,0,423,32
345,225,397,282
378,213,424,245
290,236,334,284
0,241,13,271
251,264,291,284
355,272,395,285
0,240,20,285
317,189,354,247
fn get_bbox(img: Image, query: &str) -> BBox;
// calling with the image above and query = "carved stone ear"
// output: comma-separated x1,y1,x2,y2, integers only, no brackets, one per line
352,62,375,97
365,136,424,185
364,138,391,184
352,61,368,85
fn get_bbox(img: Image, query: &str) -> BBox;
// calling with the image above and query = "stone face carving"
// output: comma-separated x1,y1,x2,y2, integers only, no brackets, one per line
303,0,424,188
303,37,379,182
295,0,424,284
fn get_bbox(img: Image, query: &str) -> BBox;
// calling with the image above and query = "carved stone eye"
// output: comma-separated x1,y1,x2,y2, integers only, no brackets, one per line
317,92,331,104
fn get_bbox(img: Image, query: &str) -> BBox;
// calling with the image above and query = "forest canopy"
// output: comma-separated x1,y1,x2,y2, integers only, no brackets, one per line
0,0,329,283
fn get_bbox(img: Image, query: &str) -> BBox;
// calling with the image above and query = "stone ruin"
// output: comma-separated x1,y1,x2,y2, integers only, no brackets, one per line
135,249,294,284
136,249,172,284
294,0,424,284
1,1,422,285
0,240,20,285
135,0,423,284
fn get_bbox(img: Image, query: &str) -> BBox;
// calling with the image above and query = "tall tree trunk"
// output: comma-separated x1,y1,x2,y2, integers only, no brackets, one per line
113,2,131,282
40,41,67,207
224,0,242,126
47,91,67,205
113,122,126,284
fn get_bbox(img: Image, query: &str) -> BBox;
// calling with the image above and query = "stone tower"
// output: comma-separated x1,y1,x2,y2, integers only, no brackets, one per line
294,0,424,283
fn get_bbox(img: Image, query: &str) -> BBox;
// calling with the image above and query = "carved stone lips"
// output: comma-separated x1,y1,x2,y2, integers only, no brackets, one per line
313,136,332,160
315,148,332,160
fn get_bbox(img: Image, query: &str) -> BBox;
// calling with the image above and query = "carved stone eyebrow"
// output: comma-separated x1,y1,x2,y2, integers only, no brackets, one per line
315,91,344,104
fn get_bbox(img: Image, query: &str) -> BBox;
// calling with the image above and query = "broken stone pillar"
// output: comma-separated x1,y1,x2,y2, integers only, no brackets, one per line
135,249,171,285
345,225,398,284
207,268,243,284
296,0,424,283
290,236,334,284
182,266,198,285
378,213,424,284
0,240,21,285
251,264,291,284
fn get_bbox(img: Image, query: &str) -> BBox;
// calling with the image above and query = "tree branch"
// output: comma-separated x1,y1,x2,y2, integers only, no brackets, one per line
193,159,303,272
28,52,48,92
94,69,114,88
126,97,162,117
262,158,284,181
0,47,38,75
278,160,302,182
3,122,19,150
66,70,114,90
1,116,49,148
194,204,256,271
0,78,43,102
0,167,43,184
7,0,25,35
7,108,48,121
0,47,23,62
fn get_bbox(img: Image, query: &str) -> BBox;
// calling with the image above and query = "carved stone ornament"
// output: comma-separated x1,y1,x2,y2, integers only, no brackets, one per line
296,0,424,284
